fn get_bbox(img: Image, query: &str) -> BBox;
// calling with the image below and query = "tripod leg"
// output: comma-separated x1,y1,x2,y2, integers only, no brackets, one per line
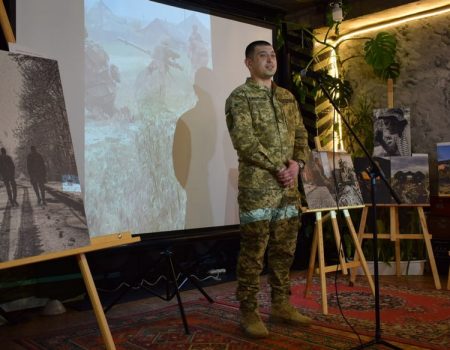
167,254,190,334
186,274,214,303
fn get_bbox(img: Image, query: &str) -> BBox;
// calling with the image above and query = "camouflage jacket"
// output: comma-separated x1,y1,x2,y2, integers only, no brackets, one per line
225,78,310,189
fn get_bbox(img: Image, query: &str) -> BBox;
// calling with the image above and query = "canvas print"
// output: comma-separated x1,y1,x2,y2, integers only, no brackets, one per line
390,155,430,205
301,151,363,211
437,142,450,197
373,108,411,157
326,152,364,207
0,51,90,263
354,157,392,204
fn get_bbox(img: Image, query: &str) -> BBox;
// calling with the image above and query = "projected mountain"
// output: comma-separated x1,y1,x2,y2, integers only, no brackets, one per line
86,0,129,42
86,1,209,50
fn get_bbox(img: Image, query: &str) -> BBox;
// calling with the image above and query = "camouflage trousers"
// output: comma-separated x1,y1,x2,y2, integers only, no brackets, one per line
236,188,300,311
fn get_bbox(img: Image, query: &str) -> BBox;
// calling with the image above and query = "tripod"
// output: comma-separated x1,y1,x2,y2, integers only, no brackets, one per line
103,247,214,334
309,72,402,349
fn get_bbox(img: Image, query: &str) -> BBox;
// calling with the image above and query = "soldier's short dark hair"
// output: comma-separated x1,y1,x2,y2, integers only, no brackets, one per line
245,40,272,58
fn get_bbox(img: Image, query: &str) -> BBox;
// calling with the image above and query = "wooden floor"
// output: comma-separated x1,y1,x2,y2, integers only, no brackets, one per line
0,271,447,350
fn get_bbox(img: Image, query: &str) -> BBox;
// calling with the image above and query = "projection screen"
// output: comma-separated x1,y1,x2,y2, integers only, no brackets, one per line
15,0,273,236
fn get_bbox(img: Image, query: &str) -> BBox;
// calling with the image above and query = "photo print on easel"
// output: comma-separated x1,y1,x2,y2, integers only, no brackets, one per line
0,51,90,262
373,107,411,157
300,151,364,211
390,155,430,205
354,156,392,204
437,142,450,197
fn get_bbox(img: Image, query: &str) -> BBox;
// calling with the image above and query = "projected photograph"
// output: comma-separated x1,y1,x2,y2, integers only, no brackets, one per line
391,155,429,205
437,142,450,196
301,151,363,211
0,51,90,262
373,108,411,157
85,0,213,235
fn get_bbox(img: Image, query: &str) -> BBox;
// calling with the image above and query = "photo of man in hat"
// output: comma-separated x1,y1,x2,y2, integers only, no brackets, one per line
373,107,411,157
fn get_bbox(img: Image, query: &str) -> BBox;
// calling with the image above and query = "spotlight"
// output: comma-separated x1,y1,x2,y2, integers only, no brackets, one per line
330,1,343,23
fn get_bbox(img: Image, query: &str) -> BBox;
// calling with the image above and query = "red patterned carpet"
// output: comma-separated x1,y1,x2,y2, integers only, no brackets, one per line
15,275,450,350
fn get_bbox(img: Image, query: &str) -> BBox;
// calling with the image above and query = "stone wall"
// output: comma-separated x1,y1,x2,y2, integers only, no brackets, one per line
339,12,450,195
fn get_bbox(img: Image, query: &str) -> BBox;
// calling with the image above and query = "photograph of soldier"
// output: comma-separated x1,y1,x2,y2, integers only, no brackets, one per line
0,147,19,207
300,151,337,210
373,108,411,157
226,40,311,338
391,155,430,205
437,142,450,196
327,152,364,207
27,145,47,205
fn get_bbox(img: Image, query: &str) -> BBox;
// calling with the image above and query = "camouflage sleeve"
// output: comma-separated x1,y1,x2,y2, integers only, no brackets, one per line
226,92,284,173
293,100,310,164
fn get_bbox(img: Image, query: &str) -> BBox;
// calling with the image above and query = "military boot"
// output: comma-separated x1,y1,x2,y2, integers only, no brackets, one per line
270,301,312,326
240,308,269,338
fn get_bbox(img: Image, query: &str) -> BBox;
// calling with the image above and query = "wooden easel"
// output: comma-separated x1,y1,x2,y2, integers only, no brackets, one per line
0,232,140,350
303,137,375,315
350,205,442,289
0,6,141,349
349,79,441,290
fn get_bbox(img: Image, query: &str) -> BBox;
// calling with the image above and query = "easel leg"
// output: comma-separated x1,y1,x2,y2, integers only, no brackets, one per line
331,211,348,275
417,208,441,289
305,220,319,297
316,212,328,315
77,253,116,350
350,206,368,284
390,207,401,276
343,210,375,295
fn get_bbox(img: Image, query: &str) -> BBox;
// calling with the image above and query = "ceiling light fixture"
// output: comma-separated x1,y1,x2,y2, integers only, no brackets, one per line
333,5,450,45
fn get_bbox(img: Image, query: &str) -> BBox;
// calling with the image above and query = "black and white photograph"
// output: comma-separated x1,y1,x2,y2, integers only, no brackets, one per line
301,151,363,211
391,155,430,205
0,51,90,262
373,108,411,157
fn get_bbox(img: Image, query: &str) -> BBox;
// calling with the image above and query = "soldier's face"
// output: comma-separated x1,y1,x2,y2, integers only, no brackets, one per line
246,45,277,80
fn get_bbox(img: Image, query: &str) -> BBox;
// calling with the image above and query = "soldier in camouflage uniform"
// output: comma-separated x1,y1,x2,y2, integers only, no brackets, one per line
225,40,311,338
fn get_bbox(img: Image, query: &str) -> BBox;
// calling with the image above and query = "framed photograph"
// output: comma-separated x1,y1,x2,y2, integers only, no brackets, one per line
437,142,450,197
373,108,411,157
0,51,90,262
301,151,363,211
390,155,429,205
354,157,392,204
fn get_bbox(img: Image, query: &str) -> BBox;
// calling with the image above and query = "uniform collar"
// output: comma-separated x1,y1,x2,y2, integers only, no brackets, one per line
245,77,278,92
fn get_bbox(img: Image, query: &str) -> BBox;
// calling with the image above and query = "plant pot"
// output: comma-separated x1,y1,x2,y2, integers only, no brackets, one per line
356,260,426,275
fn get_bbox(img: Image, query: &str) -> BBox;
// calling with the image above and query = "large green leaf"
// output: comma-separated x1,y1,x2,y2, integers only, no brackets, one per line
364,32,397,71
320,74,353,108
373,61,400,80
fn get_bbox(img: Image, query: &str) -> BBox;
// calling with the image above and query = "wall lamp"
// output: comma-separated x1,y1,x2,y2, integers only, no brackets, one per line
330,1,344,23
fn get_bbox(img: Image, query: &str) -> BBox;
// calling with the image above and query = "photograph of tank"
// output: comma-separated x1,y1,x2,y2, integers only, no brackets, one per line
437,142,450,197
300,151,363,211
0,51,90,263
354,155,429,205
390,155,429,205
373,108,411,157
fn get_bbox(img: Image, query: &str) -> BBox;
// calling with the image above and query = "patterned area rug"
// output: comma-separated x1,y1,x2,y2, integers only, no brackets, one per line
15,275,450,350
215,275,450,350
